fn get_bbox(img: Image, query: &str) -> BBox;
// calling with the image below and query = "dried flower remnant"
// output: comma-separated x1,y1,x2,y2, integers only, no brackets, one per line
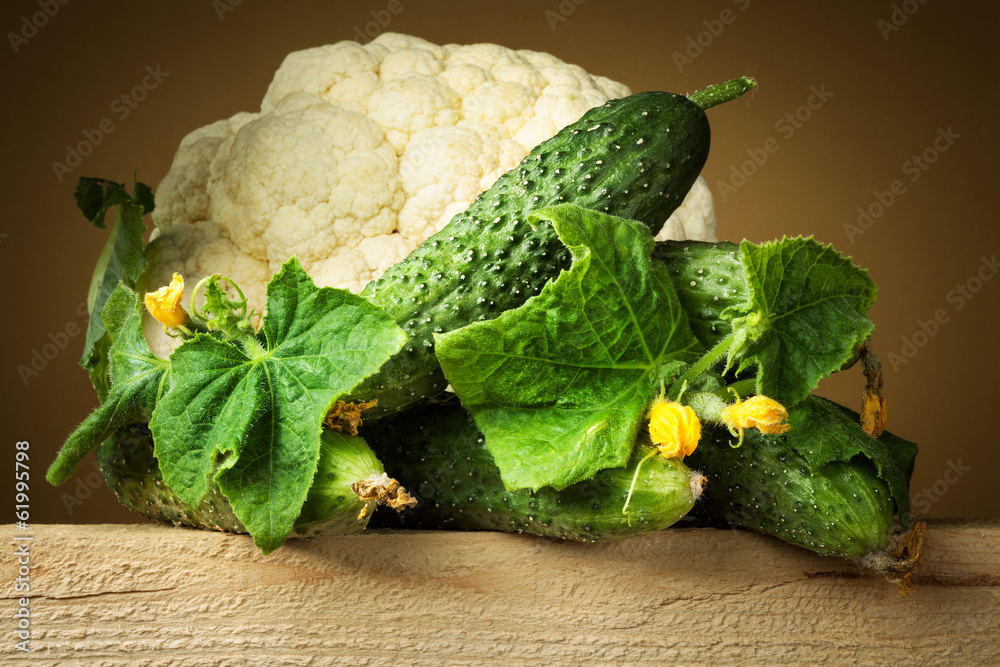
351,472,417,520
324,399,378,436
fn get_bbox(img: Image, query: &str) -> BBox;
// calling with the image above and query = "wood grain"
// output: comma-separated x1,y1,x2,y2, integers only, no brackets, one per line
2,520,998,666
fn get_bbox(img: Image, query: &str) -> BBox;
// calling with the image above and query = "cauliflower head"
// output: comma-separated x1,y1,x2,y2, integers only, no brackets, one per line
143,32,716,357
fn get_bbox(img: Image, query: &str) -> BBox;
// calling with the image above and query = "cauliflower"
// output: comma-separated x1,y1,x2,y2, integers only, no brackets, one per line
143,32,716,358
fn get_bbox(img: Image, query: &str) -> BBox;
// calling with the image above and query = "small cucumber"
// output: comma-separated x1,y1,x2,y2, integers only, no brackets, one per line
356,79,756,417
97,424,389,538
364,402,705,541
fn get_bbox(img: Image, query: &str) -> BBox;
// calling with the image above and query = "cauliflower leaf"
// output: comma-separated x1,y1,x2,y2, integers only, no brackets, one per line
75,177,154,398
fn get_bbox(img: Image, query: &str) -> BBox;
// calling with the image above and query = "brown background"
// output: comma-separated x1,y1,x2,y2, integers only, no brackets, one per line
1,0,997,524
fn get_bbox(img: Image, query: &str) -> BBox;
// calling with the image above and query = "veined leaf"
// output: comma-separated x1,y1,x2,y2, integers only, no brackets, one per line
723,237,877,406
150,257,406,553
76,177,155,398
435,204,701,492
47,284,170,485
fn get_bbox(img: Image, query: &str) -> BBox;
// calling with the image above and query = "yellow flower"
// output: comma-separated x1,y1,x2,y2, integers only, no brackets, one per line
721,393,791,446
623,400,701,524
144,273,188,329
647,399,701,459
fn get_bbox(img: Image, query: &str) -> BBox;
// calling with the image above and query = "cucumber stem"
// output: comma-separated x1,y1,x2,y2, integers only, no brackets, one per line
688,77,757,111
622,448,660,527
669,331,738,400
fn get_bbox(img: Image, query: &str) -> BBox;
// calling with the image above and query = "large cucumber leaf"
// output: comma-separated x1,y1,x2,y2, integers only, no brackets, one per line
723,237,877,406
655,237,877,408
150,257,406,553
435,204,702,492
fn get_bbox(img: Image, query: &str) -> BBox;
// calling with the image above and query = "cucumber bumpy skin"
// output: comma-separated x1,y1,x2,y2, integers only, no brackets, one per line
355,80,755,418
97,424,387,538
654,239,870,371
687,425,895,560
364,402,705,542
652,240,746,348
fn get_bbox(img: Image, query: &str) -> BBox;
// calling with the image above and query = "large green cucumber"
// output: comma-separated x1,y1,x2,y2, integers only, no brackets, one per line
655,241,919,566
685,394,920,561
689,425,894,559
356,79,756,417
97,423,387,538
364,401,704,541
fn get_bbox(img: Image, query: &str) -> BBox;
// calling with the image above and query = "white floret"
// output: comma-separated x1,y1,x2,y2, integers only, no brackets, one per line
656,176,718,243
145,32,717,358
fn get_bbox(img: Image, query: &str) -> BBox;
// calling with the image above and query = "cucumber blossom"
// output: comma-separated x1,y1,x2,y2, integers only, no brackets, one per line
356,79,757,417
97,423,394,539
364,402,705,541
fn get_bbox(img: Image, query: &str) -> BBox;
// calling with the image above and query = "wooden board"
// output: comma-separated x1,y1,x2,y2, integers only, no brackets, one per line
2,520,998,665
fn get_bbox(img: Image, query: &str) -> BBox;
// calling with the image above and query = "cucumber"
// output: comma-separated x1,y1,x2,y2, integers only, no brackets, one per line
688,424,895,559
364,401,705,541
686,393,918,566
97,423,391,538
355,79,756,417
655,240,920,576
652,240,745,348
654,238,869,371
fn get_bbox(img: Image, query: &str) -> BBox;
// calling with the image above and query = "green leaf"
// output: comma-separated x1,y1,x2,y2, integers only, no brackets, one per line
47,284,170,485
787,395,917,526
76,177,155,395
150,257,406,553
725,237,877,406
435,204,701,492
